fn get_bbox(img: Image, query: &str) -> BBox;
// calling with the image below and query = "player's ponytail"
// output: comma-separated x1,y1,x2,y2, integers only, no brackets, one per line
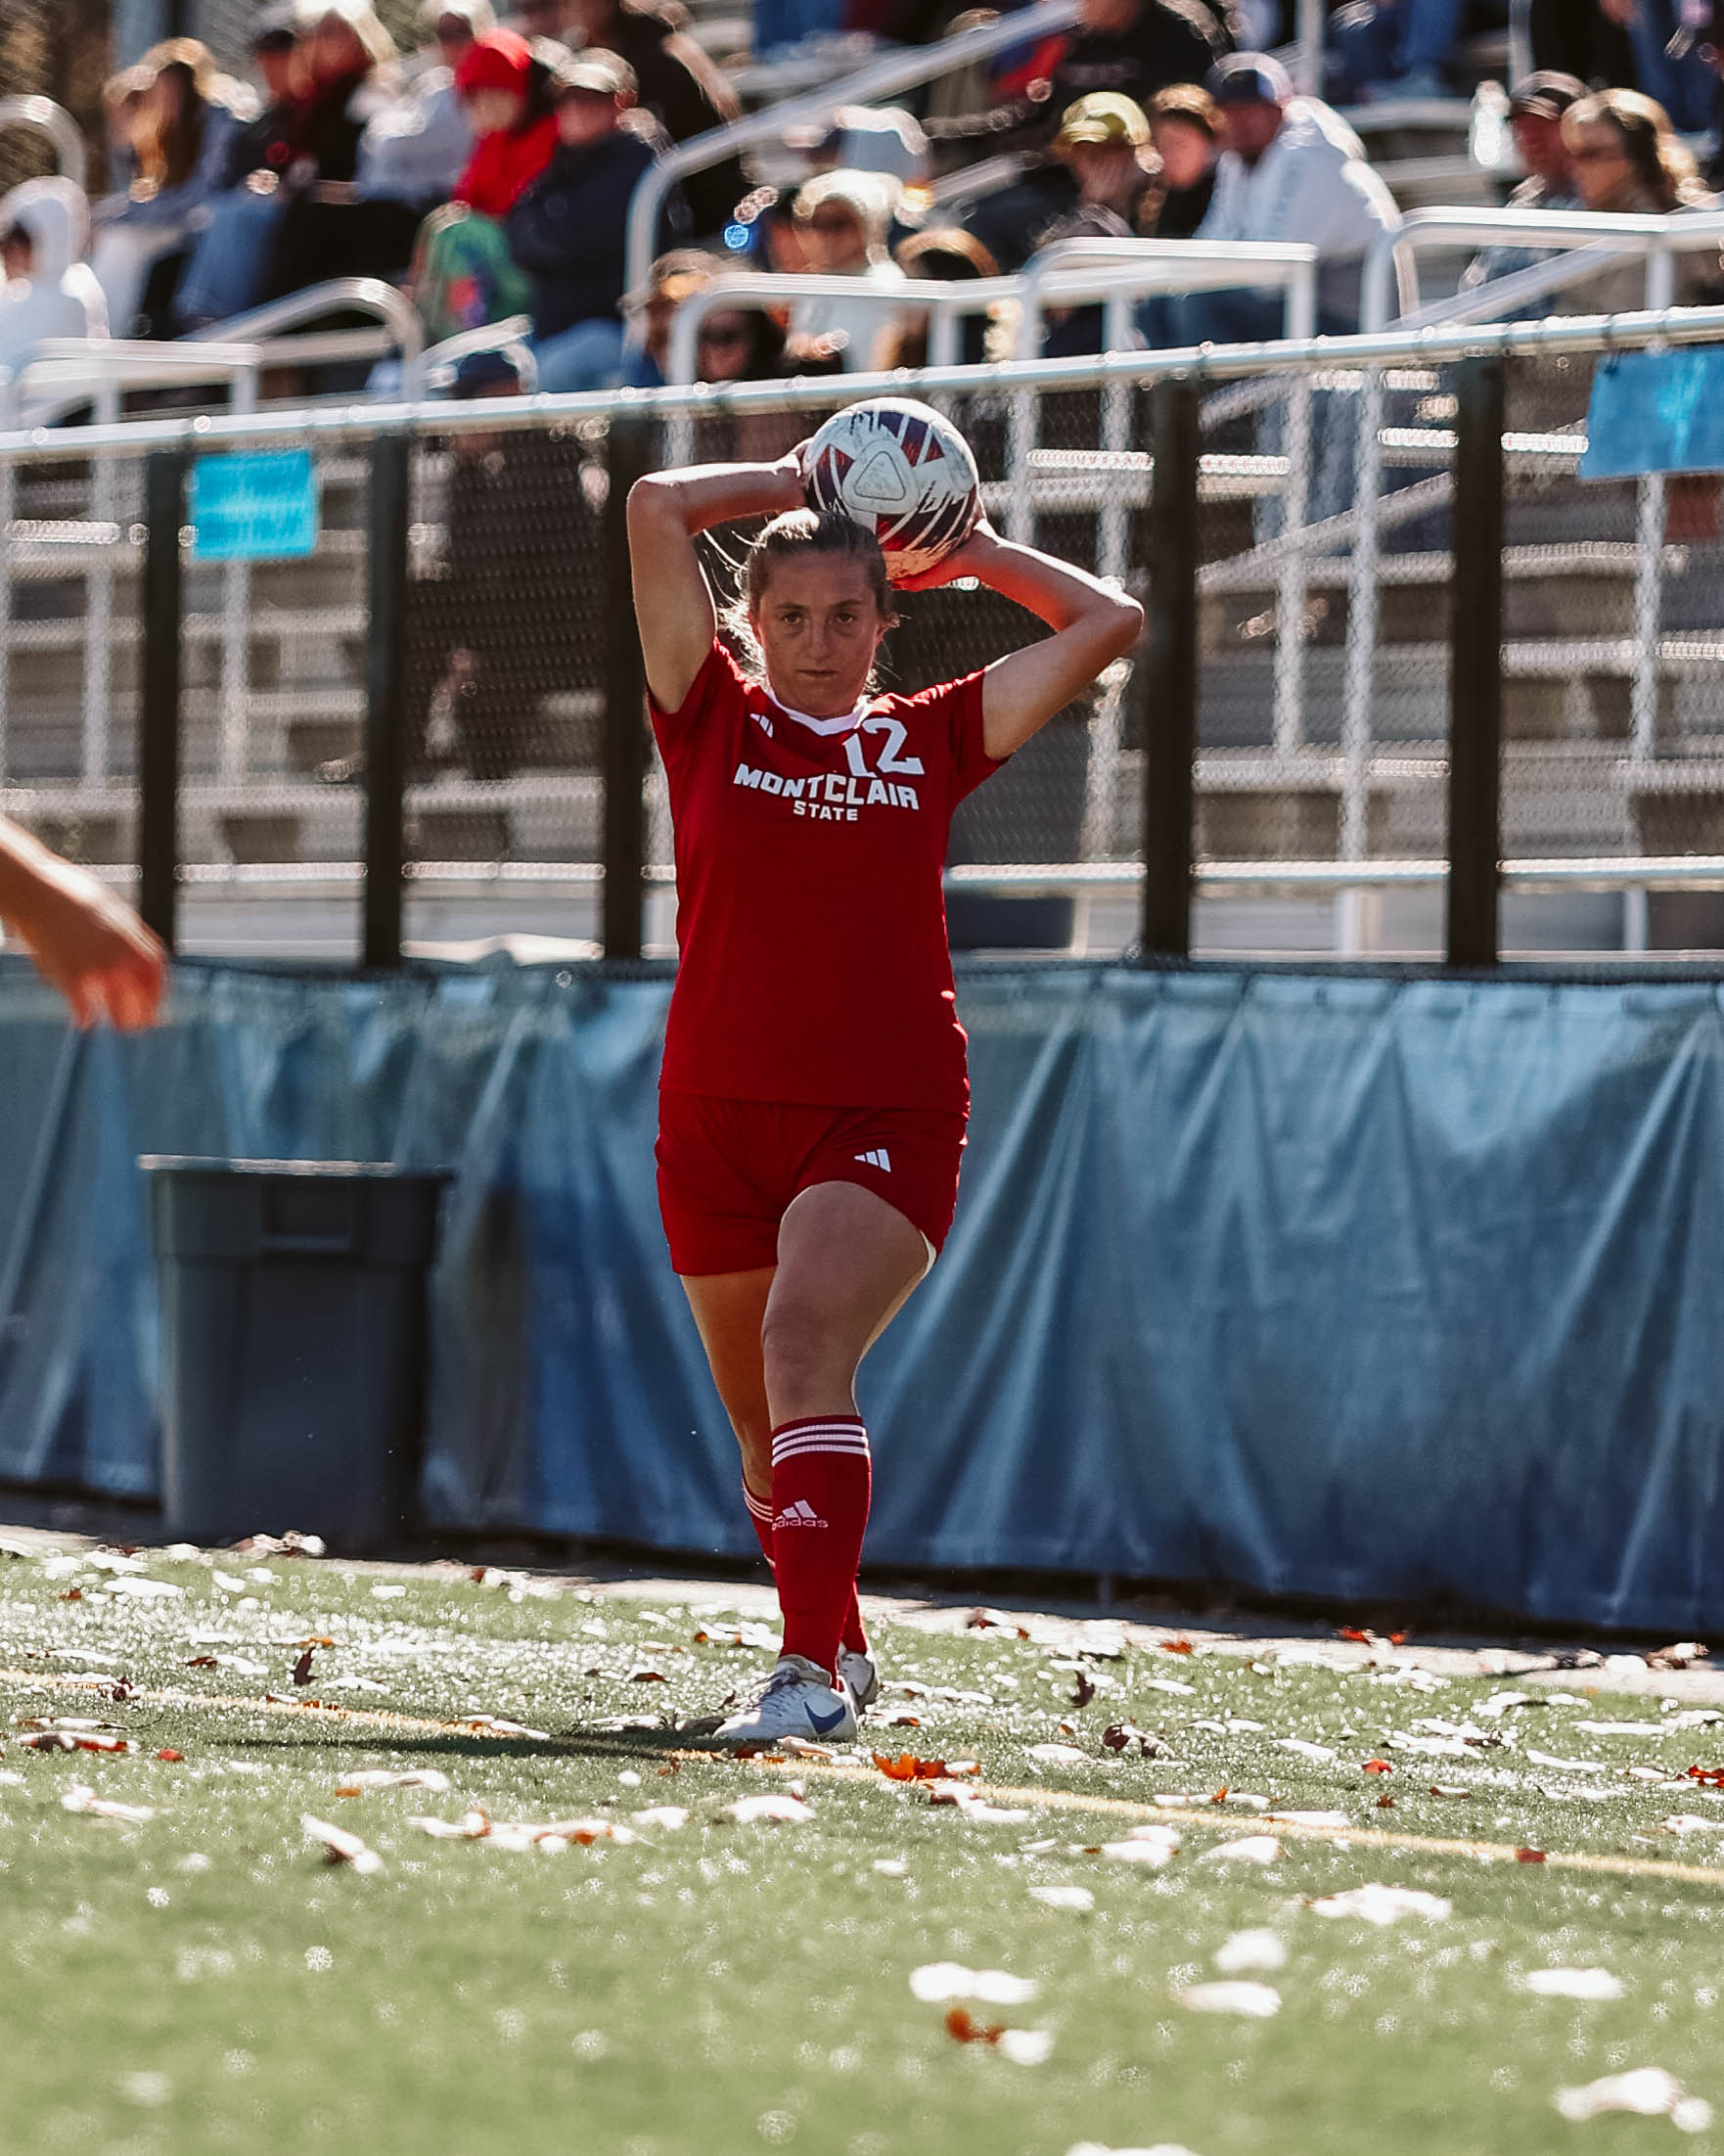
726,511,897,681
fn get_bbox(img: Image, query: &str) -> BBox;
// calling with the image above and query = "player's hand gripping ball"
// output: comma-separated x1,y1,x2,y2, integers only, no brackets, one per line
803,397,982,584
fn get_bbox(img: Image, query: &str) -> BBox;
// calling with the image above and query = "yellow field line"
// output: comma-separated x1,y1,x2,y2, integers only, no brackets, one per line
8,1667,1723,1889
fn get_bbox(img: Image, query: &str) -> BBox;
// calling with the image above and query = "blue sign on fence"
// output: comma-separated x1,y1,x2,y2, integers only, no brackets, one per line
189,449,319,561
1581,348,1724,480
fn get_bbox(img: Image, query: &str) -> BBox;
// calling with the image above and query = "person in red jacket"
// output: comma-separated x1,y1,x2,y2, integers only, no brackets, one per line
627,448,1142,1745
452,27,560,216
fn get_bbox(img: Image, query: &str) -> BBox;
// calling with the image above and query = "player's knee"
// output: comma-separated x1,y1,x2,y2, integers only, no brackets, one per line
759,1299,847,1404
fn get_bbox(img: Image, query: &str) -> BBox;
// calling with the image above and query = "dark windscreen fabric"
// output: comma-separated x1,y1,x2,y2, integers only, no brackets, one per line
2,954,1721,1632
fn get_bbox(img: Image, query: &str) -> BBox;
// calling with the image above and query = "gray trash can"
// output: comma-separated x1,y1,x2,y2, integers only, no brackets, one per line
141,1158,449,1552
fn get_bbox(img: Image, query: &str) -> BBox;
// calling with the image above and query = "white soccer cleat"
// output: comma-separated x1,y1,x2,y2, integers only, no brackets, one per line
838,1646,879,1711
714,1655,858,1747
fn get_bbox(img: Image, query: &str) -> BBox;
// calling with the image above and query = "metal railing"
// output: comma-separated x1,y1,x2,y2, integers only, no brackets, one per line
5,303,1724,965
0,339,264,429
0,97,88,190
623,0,1080,318
1365,206,1724,332
663,242,1320,383
189,277,427,389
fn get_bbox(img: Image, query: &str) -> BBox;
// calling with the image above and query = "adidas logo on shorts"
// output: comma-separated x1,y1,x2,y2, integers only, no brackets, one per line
853,1148,892,1172
774,1498,827,1530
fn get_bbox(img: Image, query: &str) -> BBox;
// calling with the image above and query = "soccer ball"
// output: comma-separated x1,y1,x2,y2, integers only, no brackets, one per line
804,397,981,583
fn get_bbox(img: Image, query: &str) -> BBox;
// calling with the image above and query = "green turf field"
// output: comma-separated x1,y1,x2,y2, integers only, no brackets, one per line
4,1537,1724,2156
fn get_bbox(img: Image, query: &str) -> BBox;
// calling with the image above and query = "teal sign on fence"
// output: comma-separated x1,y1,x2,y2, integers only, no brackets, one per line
1581,348,1724,479
189,449,319,561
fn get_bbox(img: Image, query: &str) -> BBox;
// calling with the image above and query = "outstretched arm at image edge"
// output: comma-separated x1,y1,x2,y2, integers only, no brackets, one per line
626,457,805,711
0,816,166,1031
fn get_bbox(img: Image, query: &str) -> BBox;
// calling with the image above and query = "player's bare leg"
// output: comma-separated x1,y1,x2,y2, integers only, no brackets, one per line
682,1252,884,1710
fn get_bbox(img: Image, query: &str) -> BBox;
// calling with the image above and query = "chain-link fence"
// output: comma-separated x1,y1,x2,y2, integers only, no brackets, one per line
6,325,1724,962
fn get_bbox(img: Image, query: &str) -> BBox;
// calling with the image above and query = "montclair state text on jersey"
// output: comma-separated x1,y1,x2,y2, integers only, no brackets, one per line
732,763,922,821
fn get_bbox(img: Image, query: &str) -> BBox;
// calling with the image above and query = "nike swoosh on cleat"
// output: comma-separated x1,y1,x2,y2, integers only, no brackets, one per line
806,1702,849,1734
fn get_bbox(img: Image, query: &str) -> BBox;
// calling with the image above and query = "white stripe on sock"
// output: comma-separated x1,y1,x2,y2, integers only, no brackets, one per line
771,1421,867,1461
771,1435,872,1463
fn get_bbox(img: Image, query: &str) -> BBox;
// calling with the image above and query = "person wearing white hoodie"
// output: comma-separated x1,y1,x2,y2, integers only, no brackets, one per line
1157,52,1401,340
0,179,109,377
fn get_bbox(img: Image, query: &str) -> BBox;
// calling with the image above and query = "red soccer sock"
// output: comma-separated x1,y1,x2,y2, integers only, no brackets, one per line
770,1416,871,1681
745,1479,867,1657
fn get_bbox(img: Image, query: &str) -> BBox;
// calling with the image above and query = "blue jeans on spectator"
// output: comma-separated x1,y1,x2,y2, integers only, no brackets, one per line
1139,287,1351,348
530,318,626,394
1622,0,1716,135
1329,0,1462,96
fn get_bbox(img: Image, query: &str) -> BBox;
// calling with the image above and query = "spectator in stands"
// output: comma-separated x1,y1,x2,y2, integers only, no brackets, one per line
172,4,306,329
1328,0,1465,103
1525,0,1636,86
794,106,932,187
0,181,108,374
722,184,809,273
560,0,747,235
103,67,153,195
1458,70,1583,299
1149,52,1401,341
1559,87,1717,309
351,0,491,218
506,50,671,390
1146,81,1223,237
1040,92,1158,244
884,226,999,366
623,245,718,382
1600,0,1718,136
261,1,424,301
92,39,249,336
1024,0,1229,145
413,29,560,343
787,168,906,370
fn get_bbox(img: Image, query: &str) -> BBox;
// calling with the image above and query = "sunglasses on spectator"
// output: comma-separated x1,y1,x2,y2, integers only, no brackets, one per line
1569,140,1627,162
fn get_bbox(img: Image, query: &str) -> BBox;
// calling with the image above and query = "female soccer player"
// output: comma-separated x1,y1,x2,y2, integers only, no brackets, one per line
628,444,1142,1744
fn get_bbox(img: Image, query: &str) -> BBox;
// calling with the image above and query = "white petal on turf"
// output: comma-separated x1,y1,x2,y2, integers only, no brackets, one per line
1310,1883,1452,1926
1213,1929,1289,1974
1276,1739,1338,1764
873,1858,908,1875
1555,2070,1712,2130
1027,1744,1087,1765
1200,1836,1282,1865
61,1785,155,1825
1066,2145,1206,2156
997,2028,1055,2065
301,1815,383,1872
1520,1968,1624,2000
1659,1815,1718,1835
631,1806,691,1829
1175,1982,1281,2018
334,1768,451,1795
1030,1885,1096,1912
910,1963,1039,2005
724,1793,813,1824
1100,1839,1176,1867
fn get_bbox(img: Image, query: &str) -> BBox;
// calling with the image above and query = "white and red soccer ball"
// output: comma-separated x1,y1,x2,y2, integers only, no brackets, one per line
804,397,981,583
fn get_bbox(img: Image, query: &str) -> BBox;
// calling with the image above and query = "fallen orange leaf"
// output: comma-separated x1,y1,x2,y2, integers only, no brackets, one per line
945,2007,1005,2045
1362,1759,1394,1775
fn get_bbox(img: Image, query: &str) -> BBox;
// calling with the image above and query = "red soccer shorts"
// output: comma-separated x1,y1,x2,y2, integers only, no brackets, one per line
656,1093,968,1276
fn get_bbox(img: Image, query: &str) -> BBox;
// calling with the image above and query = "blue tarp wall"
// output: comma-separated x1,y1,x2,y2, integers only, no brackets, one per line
2,952,1722,1633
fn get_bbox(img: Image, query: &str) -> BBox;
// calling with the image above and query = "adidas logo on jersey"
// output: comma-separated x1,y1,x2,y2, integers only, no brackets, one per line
853,1148,892,1172
774,1498,827,1530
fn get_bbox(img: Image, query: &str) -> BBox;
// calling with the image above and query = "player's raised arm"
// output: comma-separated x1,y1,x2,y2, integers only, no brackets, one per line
0,814,166,1031
626,455,807,711
898,521,1144,760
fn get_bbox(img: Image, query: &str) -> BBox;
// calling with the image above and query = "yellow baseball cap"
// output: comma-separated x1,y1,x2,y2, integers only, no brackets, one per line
1056,92,1152,150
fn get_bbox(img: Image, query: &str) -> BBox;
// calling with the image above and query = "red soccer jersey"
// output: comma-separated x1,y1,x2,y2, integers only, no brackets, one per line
650,640,1005,1111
